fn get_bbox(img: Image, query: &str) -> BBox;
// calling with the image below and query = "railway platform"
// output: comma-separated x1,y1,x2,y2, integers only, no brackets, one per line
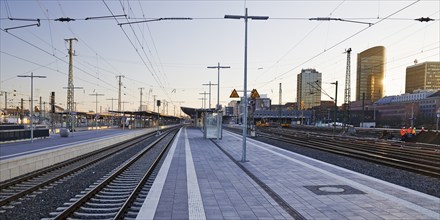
137,126,440,220
0,128,137,160
0,127,168,181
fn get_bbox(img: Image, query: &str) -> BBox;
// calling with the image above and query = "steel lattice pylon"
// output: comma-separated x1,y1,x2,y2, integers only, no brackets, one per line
344,48,352,126
65,38,77,113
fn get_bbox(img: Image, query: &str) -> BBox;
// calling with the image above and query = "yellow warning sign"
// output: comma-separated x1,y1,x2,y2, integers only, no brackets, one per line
251,89,260,99
230,89,239,98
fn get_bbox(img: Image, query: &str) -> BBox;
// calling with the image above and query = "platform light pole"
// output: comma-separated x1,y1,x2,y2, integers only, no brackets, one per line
139,87,145,111
156,99,161,135
18,72,46,142
199,92,208,109
331,81,338,135
202,81,217,109
89,92,104,130
106,97,118,126
225,8,268,162
207,62,230,111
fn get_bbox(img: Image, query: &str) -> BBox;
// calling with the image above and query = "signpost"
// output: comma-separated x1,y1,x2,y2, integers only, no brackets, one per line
230,89,239,98
156,100,161,135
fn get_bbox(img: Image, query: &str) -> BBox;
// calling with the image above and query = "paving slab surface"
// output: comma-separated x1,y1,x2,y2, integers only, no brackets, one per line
137,127,440,220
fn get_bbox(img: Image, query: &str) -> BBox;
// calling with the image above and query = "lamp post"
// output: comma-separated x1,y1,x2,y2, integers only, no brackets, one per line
202,82,217,109
207,62,230,111
331,81,338,135
18,72,46,142
89,92,104,130
199,92,208,109
156,100,161,135
225,8,268,162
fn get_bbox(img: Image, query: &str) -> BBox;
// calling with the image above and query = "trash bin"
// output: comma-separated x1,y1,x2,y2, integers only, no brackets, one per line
60,128,70,137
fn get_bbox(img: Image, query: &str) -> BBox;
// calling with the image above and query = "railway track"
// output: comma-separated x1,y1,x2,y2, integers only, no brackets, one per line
0,127,176,210
225,126,440,178
48,128,178,219
0,135,152,208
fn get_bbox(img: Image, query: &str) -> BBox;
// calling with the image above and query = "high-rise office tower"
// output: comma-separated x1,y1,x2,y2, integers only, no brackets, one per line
406,61,440,93
356,46,385,102
297,69,322,110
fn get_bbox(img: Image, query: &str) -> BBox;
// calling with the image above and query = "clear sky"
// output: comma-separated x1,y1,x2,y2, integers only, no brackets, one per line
1,0,439,115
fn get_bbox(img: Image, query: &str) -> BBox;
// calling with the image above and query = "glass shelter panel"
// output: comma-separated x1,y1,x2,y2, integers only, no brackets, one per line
203,112,222,139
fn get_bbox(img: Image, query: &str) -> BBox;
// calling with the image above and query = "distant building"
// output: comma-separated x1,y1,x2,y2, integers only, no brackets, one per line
270,102,297,111
297,69,322,110
311,101,335,124
224,106,234,116
405,61,440,93
374,90,440,128
227,100,240,119
284,102,298,110
255,97,271,111
356,46,385,102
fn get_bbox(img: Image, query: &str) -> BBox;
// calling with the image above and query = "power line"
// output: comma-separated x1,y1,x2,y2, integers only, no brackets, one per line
134,1,170,87
259,0,423,89
0,28,119,91
117,1,163,88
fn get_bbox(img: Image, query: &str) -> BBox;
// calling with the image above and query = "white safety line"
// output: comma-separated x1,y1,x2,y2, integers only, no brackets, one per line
225,130,440,219
185,128,206,220
136,128,182,220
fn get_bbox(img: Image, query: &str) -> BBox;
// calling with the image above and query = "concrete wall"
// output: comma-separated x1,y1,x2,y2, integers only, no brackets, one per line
0,126,173,182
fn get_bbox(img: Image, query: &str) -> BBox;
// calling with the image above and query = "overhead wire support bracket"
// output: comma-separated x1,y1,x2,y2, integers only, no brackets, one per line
85,14,127,20
118,17,192,26
309,17,373,26
5,18,40,32
415,17,434,22
55,17,76,22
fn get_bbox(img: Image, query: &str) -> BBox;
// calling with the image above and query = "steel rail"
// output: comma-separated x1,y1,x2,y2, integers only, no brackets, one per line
0,130,162,207
52,128,179,219
224,127,440,178
265,128,440,162
114,128,179,219
263,129,440,160
257,132,440,178
268,129,439,162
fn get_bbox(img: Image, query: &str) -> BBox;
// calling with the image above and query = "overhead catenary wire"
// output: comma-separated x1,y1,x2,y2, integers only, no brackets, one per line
258,0,423,90
102,1,167,104
102,1,160,86
103,0,184,106
121,0,169,87
117,0,163,87
2,1,435,109
0,28,119,92
254,0,348,84
38,3,60,71
0,50,114,93
134,0,170,88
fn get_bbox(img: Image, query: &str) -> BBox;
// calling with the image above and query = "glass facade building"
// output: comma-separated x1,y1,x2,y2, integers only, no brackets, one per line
406,61,440,93
356,46,385,102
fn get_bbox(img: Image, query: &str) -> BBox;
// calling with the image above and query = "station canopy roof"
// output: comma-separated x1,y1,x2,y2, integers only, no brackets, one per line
109,110,181,120
181,106,216,118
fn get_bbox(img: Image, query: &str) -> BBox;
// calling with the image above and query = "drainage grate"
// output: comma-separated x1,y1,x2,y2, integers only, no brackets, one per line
304,185,365,195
